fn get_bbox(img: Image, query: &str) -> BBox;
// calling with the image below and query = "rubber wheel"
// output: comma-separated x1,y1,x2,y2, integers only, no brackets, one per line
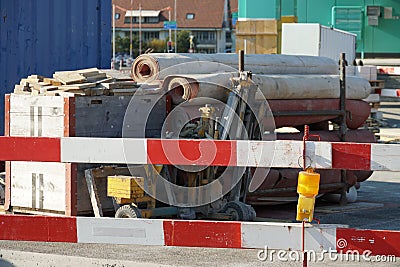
223,201,256,221
115,204,142,218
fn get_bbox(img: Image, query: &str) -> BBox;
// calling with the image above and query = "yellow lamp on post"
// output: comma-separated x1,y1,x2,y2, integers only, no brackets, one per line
296,167,320,222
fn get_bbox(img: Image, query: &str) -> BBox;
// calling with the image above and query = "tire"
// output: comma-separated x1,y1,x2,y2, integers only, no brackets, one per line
223,201,256,221
115,204,142,218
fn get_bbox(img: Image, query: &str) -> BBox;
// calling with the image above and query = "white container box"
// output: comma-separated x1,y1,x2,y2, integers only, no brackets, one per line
282,23,357,64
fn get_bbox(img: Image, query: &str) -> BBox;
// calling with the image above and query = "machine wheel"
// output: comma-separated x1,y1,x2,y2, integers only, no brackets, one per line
223,201,256,221
115,204,142,218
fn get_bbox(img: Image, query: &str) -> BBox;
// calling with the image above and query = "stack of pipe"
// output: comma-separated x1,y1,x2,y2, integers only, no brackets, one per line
131,53,374,200
132,53,372,130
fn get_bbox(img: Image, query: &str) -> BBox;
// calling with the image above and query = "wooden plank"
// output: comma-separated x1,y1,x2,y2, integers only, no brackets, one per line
76,68,101,77
76,164,116,215
84,169,103,217
59,83,96,90
53,71,86,85
20,78,40,85
27,75,44,80
101,81,137,89
5,94,10,136
86,73,108,82
109,88,137,95
43,78,62,86
101,69,132,80
4,161,11,211
65,163,78,216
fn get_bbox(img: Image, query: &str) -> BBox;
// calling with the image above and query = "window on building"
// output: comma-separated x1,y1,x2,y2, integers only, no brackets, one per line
186,13,195,20
115,13,121,20
124,17,132,24
225,32,232,42
124,16,159,24
194,31,216,41
198,48,216,54
145,16,159,23
143,32,160,41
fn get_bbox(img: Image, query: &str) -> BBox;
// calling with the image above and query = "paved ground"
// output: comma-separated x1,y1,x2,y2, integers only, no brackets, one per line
254,171,400,230
0,239,398,267
379,102,400,134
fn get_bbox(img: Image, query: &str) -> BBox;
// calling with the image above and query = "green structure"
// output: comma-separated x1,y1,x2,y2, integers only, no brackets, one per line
238,0,400,57
238,0,297,19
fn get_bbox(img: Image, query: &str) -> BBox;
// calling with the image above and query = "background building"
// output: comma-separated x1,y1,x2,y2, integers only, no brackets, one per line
113,0,237,54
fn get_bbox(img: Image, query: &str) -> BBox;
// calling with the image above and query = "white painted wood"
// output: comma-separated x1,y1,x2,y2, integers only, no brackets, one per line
9,94,65,137
10,94,65,112
61,137,147,164
10,162,66,212
77,217,165,245
9,113,64,137
241,222,343,251
371,144,400,171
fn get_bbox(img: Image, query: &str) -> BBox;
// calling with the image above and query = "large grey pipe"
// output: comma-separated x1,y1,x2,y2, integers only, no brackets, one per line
132,53,339,82
164,73,371,104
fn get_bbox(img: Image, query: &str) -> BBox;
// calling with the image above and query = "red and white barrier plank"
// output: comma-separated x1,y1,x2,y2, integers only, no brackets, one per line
0,214,399,257
0,137,399,171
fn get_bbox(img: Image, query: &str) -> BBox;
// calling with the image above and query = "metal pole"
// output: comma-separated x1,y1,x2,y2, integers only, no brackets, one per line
169,9,172,50
239,50,244,72
339,52,348,206
112,4,116,68
302,221,307,267
339,53,347,142
174,0,177,52
139,4,142,55
129,0,133,57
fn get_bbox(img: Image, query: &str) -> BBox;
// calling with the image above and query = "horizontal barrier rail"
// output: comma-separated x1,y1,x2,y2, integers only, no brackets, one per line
0,214,399,257
0,136,399,171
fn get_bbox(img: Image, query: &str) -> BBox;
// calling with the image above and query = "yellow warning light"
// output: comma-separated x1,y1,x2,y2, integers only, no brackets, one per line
296,168,320,222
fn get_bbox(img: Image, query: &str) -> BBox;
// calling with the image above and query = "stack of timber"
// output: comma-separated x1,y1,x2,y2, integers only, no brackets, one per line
5,68,166,216
13,68,142,97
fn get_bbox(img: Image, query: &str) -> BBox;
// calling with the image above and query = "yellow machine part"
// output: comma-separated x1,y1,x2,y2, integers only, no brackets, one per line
154,164,163,174
107,176,145,199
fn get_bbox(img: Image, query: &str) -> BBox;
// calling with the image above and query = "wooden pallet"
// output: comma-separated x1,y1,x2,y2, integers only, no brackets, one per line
369,80,385,89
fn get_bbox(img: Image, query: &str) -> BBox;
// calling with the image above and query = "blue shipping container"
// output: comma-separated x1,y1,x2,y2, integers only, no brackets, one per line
0,0,111,135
